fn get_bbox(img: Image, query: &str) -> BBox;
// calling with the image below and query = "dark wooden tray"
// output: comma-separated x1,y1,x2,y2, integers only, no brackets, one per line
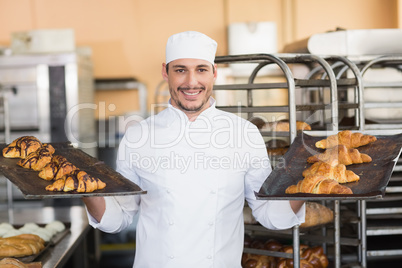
0,143,146,199
256,132,402,200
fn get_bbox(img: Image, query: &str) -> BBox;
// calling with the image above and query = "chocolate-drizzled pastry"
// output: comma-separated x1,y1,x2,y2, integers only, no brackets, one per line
17,144,55,171
2,136,42,159
39,155,77,181
45,170,106,193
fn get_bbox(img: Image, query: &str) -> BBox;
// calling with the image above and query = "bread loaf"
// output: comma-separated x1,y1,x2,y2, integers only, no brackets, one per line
301,202,334,228
0,234,45,258
0,258,42,268
261,120,311,132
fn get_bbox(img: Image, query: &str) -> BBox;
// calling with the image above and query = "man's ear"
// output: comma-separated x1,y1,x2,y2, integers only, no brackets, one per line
161,63,168,82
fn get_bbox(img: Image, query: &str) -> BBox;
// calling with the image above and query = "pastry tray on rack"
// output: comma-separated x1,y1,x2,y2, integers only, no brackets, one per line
0,143,147,199
256,132,402,200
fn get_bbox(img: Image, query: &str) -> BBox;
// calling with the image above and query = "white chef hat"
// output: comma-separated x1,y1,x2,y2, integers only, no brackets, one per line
165,31,217,65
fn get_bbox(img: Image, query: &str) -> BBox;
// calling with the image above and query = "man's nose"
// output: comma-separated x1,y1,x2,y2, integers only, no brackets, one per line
186,71,198,87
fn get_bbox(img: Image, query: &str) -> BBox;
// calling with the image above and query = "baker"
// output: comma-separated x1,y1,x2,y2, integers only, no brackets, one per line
83,31,305,268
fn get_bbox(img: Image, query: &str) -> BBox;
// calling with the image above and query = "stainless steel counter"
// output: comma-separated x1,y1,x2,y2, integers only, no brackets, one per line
0,205,99,268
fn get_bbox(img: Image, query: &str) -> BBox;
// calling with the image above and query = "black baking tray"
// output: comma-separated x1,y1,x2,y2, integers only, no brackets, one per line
256,132,402,200
0,143,146,199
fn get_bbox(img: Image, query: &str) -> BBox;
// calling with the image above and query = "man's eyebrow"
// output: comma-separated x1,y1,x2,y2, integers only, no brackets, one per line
171,64,211,69
197,64,211,68
171,64,187,69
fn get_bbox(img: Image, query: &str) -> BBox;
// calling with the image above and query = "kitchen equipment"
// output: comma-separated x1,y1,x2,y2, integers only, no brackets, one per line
0,48,96,156
11,29,75,54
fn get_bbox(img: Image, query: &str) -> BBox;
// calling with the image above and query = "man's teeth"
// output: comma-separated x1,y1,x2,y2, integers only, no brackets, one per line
183,91,199,96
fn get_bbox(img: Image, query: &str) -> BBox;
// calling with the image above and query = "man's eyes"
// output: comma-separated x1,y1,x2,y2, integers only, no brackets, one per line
173,68,208,73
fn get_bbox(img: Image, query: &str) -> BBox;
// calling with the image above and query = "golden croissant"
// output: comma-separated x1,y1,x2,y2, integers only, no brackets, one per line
39,155,77,181
302,161,360,183
315,130,376,149
307,145,372,166
17,144,55,171
286,175,353,195
2,136,42,159
46,169,106,193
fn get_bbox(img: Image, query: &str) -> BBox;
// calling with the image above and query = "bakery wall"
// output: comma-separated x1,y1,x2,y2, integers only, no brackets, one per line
0,0,400,114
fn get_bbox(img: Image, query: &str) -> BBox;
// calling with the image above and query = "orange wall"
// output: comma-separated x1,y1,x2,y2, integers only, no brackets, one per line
0,0,399,113
293,0,398,41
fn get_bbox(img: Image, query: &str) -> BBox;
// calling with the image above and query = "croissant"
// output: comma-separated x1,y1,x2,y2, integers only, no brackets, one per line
17,144,55,171
307,145,372,166
38,155,77,181
44,176,66,191
2,136,42,159
46,170,106,193
315,130,376,149
302,161,360,183
286,175,353,195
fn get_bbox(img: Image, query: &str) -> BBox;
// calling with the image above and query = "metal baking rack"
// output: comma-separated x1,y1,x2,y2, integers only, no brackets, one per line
214,53,371,268
299,55,364,131
214,54,302,266
0,83,15,223
353,56,402,262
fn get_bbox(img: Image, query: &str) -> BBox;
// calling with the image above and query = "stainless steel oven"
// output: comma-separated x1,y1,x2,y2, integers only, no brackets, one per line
0,49,96,156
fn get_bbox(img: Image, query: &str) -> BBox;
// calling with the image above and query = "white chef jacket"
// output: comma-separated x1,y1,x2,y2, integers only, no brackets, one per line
87,98,305,268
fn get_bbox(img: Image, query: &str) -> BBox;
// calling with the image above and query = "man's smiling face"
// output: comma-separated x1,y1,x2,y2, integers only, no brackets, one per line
162,58,217,118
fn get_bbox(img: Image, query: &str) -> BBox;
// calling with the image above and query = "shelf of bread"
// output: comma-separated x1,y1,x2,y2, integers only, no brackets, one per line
242,236,329,268
0,221,68,267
